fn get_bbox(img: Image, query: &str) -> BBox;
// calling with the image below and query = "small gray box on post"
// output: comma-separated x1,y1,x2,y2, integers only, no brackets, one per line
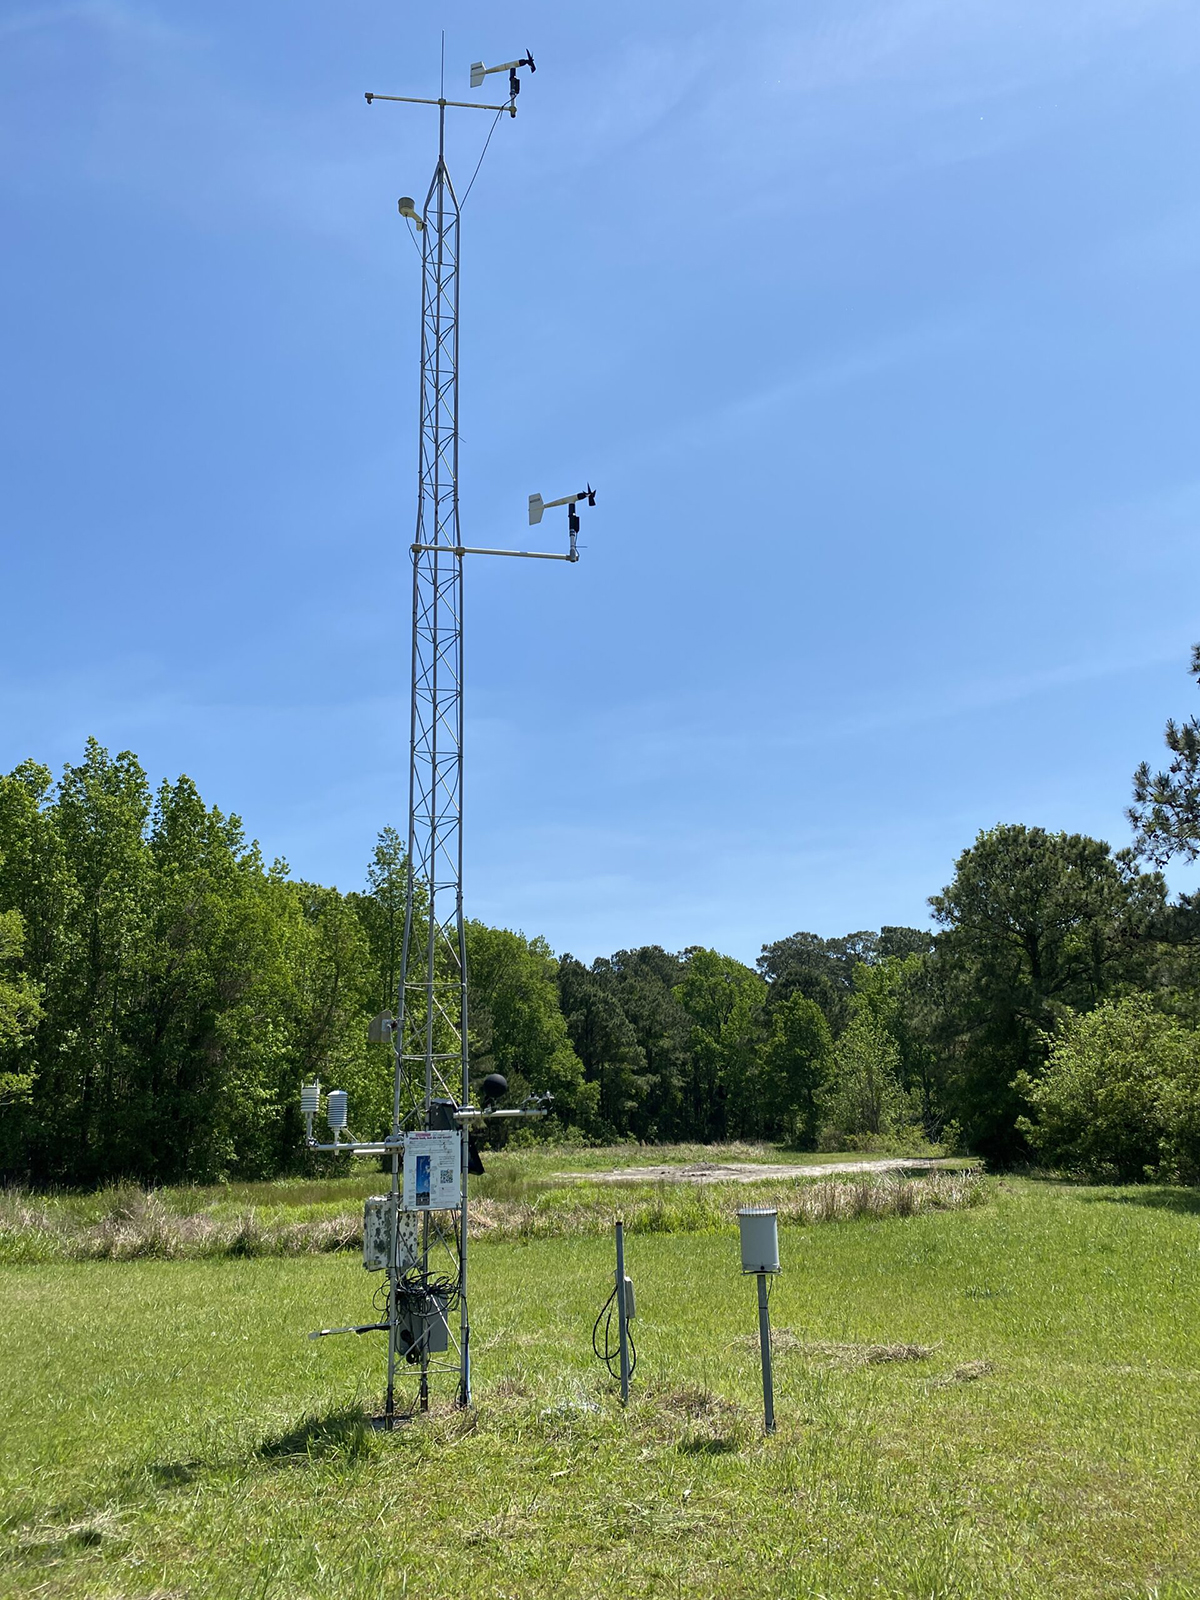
738,1206,780,1274
367,1012,395,1045
738,1206,780,1434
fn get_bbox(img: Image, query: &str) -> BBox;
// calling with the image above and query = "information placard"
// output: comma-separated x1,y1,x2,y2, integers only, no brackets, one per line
402,1130,460,1211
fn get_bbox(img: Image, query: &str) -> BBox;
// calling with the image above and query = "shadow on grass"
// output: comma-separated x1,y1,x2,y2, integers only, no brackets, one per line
677,1433,742,1457
132,1460,205,1489
8,1458,210,1556
258,1405,374,1462
1084,1187,1200,1216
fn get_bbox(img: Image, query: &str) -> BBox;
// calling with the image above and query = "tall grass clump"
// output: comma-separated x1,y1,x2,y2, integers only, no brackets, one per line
470,1169,984,1242
0,1169,984,1262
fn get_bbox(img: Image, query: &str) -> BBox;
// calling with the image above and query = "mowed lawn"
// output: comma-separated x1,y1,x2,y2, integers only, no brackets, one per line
3,1179,1200,1599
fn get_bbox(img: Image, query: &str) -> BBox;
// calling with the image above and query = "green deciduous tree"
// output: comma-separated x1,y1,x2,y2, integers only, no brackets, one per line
1018,996,1200,1182
757,931,875,1034
673,948,767,1138
33,740,152,1181
347,826,420,1015
557,954,646,1136
928,824,1165,1162
466,927,594,1132
591,947,692,1139
0,904,41,1105
817,1010,914,1148
0,744,391,1184
851,954,945,1136
762,992,831,1145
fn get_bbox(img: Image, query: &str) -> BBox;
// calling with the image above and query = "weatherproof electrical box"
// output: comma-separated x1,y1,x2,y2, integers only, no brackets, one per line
397,1292,450,1361
363,1196,390,1270
362,1197,419,1272
402,1130,460,1211
614,1271,636,1320
738,1207,780,1274
367,1012,395,1045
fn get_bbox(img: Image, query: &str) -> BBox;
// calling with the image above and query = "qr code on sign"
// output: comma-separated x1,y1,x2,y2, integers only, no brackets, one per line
440,1168,454,1186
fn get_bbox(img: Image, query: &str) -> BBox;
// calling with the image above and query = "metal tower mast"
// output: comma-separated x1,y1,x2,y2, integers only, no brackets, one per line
390,102,469,1418
302,52,595,1429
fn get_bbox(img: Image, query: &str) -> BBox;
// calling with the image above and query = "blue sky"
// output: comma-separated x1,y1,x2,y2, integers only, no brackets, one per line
3,0,1200,964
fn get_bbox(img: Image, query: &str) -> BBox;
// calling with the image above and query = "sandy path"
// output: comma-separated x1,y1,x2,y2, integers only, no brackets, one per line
557,1157,965,1186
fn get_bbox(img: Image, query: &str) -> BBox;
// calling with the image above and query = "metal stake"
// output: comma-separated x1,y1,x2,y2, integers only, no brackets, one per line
755,1271,775,1434
615,1220,631,1406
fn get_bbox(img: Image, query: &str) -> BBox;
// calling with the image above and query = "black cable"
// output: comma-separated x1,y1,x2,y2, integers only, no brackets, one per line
591,1286,615,1364
459,105,508,209
591,1285,637,1380
397,1269,460,1311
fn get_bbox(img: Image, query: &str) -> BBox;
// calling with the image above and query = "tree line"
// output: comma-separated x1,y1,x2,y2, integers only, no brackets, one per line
5,648,1200,1185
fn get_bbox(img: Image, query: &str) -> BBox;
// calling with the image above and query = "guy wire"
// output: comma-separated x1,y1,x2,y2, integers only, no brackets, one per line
460,105,507,209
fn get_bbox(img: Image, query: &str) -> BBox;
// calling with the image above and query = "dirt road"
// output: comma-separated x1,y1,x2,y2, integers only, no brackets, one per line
559,1157,966,1186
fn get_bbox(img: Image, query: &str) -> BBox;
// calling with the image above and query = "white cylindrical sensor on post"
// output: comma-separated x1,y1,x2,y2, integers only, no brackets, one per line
326,1089,348,1130
738,1206,780,1274
300,1083,321,1116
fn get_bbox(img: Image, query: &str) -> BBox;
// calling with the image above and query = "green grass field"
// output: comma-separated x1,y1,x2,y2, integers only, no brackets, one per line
3,1164,1200,1598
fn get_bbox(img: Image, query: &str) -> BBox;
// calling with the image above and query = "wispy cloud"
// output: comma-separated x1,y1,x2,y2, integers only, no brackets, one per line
0,0,182,44
0,1,398,251
625,312,977,469
635,0,1200,213
768,0,1195,102
506,624,1187,798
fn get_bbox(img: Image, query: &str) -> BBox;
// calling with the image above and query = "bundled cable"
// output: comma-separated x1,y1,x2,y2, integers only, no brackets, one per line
591,1281,637,1381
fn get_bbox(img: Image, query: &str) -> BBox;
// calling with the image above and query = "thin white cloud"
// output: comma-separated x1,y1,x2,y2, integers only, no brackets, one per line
769,0,1194,101
527,636,1184,793
0,0,183,43
625,312,977,469
651,0,1200,213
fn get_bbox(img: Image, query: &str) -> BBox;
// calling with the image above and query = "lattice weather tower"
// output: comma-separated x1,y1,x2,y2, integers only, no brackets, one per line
300,47,596,1427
